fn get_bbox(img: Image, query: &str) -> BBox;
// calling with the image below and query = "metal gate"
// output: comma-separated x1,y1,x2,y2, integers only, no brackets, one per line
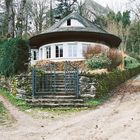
32,61,79,97
64,61,79,97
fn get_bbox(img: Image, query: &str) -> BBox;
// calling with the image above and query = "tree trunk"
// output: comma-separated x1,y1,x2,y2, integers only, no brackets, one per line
5,0,15,38
50,0,53,26
16,0,27,37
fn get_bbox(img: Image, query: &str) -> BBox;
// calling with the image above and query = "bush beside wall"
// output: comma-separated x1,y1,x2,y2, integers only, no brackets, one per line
82,66,140,99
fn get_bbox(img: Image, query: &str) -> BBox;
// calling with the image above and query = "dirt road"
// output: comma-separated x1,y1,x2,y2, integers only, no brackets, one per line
0,75,140,140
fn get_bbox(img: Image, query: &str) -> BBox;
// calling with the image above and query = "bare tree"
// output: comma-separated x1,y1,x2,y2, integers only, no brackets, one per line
49,0,53,26
5,0,15,38
30,0,49,34
16,0,27,36
127,0,140,20
1,0,28,38
0,0,6,36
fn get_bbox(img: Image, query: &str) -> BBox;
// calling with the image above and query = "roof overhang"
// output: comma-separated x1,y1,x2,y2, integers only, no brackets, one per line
29,31,122,49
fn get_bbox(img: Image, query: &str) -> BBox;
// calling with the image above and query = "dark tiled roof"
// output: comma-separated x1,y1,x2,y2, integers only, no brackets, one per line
44,12,107,34
30,12,121,48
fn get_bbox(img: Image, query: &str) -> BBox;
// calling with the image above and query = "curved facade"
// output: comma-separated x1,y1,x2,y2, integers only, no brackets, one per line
31,41,109,65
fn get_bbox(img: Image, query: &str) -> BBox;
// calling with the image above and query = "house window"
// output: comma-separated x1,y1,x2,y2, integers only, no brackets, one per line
68,43,77,57
56,44,63,58
46,46,51,58
33,51,37,60
67,19,71,26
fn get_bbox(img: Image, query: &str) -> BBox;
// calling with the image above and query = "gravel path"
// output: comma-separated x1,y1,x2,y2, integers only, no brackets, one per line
0,74,140,140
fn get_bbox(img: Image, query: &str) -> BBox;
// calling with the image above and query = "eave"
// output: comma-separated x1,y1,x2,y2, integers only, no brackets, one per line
30,31,121,49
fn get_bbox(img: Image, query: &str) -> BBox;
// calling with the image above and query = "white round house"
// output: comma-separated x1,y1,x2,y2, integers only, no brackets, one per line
30,12,121,65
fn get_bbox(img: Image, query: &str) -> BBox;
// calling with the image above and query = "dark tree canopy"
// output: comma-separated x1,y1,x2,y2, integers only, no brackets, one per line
56,0,78,18
127,21,140,56
0,38,30,76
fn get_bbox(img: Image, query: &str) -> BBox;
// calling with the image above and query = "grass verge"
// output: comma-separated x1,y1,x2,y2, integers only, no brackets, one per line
0,102,7,120
86,95,110,107
0,89,31,111
0,102,13,125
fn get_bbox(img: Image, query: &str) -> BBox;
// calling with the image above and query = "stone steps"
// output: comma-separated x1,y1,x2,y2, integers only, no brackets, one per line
26,95,88,107
35,72,77,91
28,95,78,99
28,102,87,107
36,88,75,92
35,92,75,95
26,98,84,103
30,72,82,107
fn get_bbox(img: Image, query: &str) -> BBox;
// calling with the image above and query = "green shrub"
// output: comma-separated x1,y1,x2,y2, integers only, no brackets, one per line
83,66,140,99
0,38,30,77
124,55,140,69
84,47,123,70
96,66,140,98
85,53,111,70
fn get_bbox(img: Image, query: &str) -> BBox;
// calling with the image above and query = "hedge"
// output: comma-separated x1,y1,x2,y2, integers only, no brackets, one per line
84,66,140,99
0,38,30,77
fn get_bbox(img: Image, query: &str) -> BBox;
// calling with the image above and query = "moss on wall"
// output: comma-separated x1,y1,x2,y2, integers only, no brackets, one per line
81,66,140,99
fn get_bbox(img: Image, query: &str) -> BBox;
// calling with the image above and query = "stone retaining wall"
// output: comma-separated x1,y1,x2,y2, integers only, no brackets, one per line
0,74,31,99
0,74,97,99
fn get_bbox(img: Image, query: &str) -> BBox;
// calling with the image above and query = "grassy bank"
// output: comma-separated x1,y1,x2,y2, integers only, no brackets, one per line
0,89,31,111
0,102,13,125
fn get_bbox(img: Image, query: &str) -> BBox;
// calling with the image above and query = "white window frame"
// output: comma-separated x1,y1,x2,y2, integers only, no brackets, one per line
68,43,77,58
46,46,51,59
55,44,63,58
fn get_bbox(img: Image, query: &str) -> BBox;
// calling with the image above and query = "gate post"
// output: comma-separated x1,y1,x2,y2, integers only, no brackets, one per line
32,67,36,97
53,64,56,93
64,61,67,94
76,66,79,98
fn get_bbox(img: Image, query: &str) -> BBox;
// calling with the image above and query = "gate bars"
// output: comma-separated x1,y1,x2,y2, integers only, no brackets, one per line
32,61,79,97
64,61,79,97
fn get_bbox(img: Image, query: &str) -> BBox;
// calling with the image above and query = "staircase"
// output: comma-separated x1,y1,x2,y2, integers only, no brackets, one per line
25,95,87,107
35,73,77,96
29,72,88,107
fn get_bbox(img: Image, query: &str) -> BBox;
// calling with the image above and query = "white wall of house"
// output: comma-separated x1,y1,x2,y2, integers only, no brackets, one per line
31,41,109,65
